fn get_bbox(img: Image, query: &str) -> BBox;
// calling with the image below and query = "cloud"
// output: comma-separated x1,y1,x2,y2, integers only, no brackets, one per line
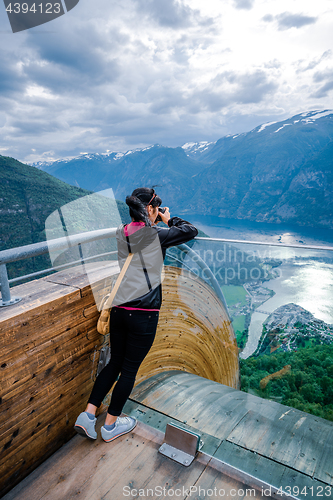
210,70,278,105
0,0,329,163
312,81,333,98
132,0,214,29
0,111,6,128
311,69,333,98
24,23,124,89
263,12,317,31
264,59,281,70
148,69,279,115
276,12,317,30
0,36,29,97
296,50,332,73
262,14,273,23
233,0,255,10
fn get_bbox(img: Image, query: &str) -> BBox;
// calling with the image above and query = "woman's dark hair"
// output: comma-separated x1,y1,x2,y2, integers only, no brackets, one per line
125,187,162,226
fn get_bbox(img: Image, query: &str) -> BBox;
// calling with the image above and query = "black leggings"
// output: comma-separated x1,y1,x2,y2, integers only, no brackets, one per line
88,307,159,416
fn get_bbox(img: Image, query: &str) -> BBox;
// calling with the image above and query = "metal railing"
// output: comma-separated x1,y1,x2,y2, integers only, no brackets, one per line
0,228,117,306
196,236,333,252
0,227,227,308
1,228,333,307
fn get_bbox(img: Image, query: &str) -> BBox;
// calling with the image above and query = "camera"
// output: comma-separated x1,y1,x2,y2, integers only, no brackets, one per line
155,207,166,222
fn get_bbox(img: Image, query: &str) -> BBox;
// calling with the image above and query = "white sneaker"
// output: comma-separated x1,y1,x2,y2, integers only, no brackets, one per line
74,412,97,440
101,416,137,442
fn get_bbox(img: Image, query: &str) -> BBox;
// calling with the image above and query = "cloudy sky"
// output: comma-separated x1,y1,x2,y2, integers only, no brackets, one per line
0,0,332,163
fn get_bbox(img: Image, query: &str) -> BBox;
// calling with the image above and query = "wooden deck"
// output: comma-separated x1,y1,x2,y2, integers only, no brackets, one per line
3,371,332,500
131,371,333,490
3,413,274,500
0,264,238,496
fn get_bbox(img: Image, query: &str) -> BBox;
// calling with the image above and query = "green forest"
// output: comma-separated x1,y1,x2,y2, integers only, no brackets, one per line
240,344,333,422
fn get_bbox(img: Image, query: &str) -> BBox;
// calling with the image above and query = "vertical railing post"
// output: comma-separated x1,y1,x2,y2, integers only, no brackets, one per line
0,263,21,307
0,263,11,303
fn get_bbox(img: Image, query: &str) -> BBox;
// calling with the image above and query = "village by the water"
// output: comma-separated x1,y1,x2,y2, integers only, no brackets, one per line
224,265,333,357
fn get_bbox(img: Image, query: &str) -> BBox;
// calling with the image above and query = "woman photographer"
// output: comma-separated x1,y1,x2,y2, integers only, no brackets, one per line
74,187,198,442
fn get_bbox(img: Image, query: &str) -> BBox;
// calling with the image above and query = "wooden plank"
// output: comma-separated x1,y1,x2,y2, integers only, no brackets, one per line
1,288,94,347
128,370,177,401
4,401,331,500
49,422,211,500
0,403,82,496
0,291,88,361
0,338,100,478
134,267,239,389
0,367,94,472
123,399,222,458
0,265,240,495
131,371,253,439
1,325,101,408
2,420,197,500
131,371,333,489
279,466,331,499
214,440,285,486
192,457,275,499
1,329,100,414
1,382,92,461
227,408,333,478
1,316,100,394
1,359,94,449
0,267,106,495
213,440,329,499
83,304,98,318
45,261,118,290
0,279,80,322
313,427,333,486
90,438,211,500
1,426,101,500
2,418,278,500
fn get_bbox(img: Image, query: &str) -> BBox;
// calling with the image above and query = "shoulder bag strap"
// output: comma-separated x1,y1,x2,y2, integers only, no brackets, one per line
138,251,152,291
102,252,133,310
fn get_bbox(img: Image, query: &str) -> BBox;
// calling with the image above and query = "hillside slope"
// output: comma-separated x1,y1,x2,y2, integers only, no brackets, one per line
183,112,333,228
0,156,130,279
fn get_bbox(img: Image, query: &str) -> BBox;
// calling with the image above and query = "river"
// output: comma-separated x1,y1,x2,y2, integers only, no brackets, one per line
191,215,333,358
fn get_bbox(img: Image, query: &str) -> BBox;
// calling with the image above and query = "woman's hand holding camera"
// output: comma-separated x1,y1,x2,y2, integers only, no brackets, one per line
158,207,170,225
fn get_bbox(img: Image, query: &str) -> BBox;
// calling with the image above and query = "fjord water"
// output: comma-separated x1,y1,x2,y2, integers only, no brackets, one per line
191,215,333,247
191,215,333,358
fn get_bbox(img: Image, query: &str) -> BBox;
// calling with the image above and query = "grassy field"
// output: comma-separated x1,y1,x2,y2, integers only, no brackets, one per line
221,284,247,306
233,315,247,346
221,285,249,347
232,315,246,334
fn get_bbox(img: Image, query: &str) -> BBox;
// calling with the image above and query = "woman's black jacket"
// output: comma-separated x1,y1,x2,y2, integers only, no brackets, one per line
114,217,198,310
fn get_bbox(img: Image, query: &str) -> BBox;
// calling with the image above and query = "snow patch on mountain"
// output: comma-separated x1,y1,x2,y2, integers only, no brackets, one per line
30,146,158,168
300,110,333,123
114,153,124,160
274,124,292,133
182,141,215,155
257,121,278,133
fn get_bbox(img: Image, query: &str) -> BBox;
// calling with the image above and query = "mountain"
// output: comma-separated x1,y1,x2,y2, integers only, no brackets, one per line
181,110,333,228
32,109,333,229
36,146,208,198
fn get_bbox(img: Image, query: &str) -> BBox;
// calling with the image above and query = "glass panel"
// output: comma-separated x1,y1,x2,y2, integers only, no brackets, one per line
166,238,333,422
